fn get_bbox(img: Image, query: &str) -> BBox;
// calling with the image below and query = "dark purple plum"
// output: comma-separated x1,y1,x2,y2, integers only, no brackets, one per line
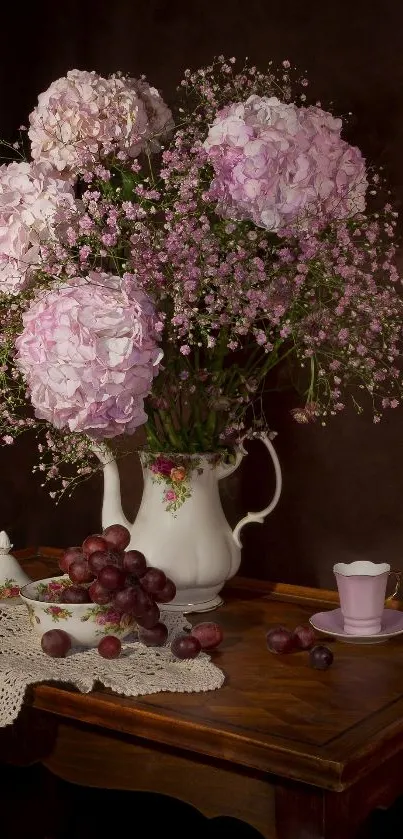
141,568,167,595
102,524,131,551
136,603,160,629
82,534,109,557
191,622,223,650
171,634,201,660
309,645,334,670
98,565,127,592
60,586,91,604
266,627,295,654
154,578,177,604
293,625,316,651
59,547,83,573
123,550,147,577
41,629,71,657
69,560,95,584
88,580,112,605
138,623,168,647
98,636,121,659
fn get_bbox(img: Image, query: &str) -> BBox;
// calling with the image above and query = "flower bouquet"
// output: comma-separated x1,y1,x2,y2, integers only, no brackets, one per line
0,58,402,606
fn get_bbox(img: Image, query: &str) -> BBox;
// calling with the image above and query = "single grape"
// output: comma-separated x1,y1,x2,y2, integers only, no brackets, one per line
102,524,131,551
136,602,160,629
309,645,334,671
60,586,91,604
98,564,127,591
113,586,141,613
130,586,154,617
41,629,71,657
138,622,168,647
68,560,95,584
266,627,295,654
88,550,110,574
154,578,177,604
171,634,201,660
98,636,122,659
59,546,83,573
123,550,147,577
191,622,223,650
82,534,109,557
88,579,112,605
293,625,316,651
141,568,167,595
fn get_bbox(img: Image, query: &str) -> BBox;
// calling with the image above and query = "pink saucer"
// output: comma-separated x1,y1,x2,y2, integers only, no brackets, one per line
310,608,403,644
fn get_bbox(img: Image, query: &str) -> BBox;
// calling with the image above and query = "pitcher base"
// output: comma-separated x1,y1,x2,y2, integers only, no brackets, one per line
163,595,224,614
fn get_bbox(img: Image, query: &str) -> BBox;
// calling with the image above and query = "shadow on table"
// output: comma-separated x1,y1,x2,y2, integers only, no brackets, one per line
53,783,265,838
3,762,402,839
0,763,263,839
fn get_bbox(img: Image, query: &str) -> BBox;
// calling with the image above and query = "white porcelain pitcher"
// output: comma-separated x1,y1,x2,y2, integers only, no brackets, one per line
95,433,282,612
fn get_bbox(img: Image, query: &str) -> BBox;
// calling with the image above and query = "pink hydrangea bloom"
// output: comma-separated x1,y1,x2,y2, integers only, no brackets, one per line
29,70,173,175
203,95,367,233
0,161,74,295
15,273,162,438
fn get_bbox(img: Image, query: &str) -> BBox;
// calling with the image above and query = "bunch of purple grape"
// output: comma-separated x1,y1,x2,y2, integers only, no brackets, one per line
266,625,333,670
41,524,224,661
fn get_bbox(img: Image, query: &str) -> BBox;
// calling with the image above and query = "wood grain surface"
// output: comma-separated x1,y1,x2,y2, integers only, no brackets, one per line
17,550,403,792
5,549,403,838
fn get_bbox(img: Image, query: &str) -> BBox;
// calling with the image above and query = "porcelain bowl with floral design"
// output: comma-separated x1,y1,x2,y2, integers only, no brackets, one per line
20,575,137,647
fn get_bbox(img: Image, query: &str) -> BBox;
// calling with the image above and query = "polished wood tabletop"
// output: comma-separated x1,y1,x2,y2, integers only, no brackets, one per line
8,548,403,838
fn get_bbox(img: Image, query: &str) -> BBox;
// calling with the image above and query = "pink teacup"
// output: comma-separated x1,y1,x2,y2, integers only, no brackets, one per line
334,561,400,635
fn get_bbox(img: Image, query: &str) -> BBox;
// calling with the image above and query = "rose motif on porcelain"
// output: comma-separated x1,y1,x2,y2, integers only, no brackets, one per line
20,575,136,647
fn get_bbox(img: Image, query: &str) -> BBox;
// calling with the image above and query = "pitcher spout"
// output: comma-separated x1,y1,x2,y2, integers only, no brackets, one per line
92,444,131,531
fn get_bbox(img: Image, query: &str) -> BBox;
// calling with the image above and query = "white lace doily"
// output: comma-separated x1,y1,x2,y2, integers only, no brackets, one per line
0,604,225,727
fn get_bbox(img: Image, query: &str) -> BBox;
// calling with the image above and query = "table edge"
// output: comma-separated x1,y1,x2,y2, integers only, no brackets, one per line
20,548,403,790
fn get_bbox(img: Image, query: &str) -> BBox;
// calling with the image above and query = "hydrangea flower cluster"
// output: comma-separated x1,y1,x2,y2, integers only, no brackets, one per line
203,96,367,232
0,55,402,499
29,69,173,175
0,160,74,295
15,274,161,438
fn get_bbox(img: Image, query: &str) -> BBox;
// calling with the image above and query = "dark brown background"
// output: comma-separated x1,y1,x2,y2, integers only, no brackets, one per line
1,0,403,590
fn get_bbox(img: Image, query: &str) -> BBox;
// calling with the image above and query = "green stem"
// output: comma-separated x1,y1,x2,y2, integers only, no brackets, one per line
254,344,296,381
158,410,184,451
146,151,155,186
307,355,316,401
204,410,217,449
191,399,206,449
145,419,161,450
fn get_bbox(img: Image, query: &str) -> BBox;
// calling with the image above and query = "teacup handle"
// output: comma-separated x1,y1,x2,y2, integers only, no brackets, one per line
386,570,401,601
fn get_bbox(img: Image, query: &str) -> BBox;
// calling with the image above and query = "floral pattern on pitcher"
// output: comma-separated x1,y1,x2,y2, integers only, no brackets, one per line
80,605,135,636
43,605,72,622
144,454,203,514
0,579,20,599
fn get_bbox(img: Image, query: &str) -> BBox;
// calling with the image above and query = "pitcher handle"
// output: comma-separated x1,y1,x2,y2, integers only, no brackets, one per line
232,432,282,549
386,570,401,602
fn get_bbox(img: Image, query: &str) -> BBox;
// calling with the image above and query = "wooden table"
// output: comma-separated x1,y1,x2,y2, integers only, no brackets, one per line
3,549,403,838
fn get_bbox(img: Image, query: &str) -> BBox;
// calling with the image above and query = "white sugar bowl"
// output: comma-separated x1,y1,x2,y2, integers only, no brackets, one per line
0,531,31,601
